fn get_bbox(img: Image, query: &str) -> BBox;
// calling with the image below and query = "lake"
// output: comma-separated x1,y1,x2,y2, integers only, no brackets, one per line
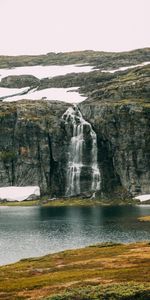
0,205,150,266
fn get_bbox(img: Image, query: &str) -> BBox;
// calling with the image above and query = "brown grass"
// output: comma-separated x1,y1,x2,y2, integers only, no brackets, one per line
0,242,150,299
138,216,150,222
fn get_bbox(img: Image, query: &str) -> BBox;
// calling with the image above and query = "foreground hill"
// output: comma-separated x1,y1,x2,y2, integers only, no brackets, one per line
0,242,150,299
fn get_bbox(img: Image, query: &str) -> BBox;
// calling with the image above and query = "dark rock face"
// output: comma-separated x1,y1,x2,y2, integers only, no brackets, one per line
80,100,150,196
0,101,70,196
0,98,149,198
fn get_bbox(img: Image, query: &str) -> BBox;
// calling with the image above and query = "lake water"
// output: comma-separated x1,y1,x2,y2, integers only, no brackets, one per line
0,205,150,266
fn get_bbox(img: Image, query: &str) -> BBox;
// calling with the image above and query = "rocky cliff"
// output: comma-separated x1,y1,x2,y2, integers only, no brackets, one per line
0,101,70,196
0,97,149,198
80,100,150,196
0,54,150,198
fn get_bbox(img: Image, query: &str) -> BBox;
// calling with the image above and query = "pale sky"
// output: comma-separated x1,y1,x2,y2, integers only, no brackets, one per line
0,0,149,55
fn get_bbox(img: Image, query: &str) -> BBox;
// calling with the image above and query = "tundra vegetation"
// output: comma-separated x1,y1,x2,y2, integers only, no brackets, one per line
0,242,150,300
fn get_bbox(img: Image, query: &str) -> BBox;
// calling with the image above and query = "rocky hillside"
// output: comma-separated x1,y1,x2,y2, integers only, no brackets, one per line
0,99,149,197
0,48,150,69
0,50,149,198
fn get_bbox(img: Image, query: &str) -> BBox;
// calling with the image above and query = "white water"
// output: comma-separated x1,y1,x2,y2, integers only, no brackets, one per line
62,105,101,196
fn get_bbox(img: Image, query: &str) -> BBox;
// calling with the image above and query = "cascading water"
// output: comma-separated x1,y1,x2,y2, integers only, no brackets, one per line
62,105,101,196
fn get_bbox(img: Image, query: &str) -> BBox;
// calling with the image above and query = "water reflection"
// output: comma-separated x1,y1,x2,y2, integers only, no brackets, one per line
0,205,150,265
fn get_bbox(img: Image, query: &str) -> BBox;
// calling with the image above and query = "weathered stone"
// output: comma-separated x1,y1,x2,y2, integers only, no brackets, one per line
0,100,70,196
0,97,149,198
80,100,150,196
0,75,40,88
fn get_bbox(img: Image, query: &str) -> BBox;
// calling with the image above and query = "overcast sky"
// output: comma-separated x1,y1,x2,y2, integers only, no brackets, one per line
0,0,149,55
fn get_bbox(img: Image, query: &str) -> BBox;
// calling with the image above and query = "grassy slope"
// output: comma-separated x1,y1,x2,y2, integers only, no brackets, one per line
0,242,150,299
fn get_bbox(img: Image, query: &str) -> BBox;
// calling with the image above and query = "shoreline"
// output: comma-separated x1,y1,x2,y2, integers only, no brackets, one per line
0,197,143,207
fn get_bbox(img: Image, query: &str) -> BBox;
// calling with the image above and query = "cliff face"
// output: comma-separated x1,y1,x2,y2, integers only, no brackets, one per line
0,101,70,196
80,100,150,196
0,98,149,197
0,58,150,198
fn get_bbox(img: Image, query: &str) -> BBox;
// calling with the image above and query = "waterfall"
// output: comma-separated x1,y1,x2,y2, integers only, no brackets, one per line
62,105,101,196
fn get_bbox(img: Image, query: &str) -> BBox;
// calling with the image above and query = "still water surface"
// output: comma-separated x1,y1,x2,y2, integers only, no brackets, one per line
0,205,150,265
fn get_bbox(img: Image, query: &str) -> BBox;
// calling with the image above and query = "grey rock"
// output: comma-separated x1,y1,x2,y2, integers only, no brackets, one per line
0,97,149,198
80,100,150,196
0,100,70,196
0,75,40,88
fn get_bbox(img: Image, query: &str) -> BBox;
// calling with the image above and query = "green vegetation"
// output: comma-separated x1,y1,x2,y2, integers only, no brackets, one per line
0,150,16,162
0,197,139,207
0,242,150,299
47,284,150,300
0,200,39,206
42,197,138,207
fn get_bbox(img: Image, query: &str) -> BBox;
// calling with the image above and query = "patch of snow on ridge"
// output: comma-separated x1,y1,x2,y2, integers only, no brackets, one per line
0,186,40,202
102,61,150,73
134,194,150,202
0,87,29,99
3,87,87,103
0,64,94,82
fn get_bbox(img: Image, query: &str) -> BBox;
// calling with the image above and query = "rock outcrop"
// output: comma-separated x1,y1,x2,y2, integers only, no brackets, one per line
0,75,40,88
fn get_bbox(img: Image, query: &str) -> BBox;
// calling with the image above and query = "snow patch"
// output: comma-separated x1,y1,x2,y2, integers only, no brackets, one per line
3,87,87,103
0,186,40,202
0,87,29,99
102,61,150,73
0,64,94,82
134,194,150,202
